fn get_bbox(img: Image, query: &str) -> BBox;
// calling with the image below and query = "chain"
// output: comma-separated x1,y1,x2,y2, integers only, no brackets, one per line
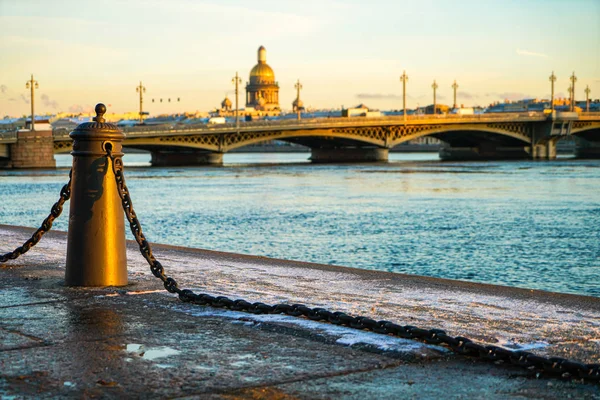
0,170,72,264
106,150,599,383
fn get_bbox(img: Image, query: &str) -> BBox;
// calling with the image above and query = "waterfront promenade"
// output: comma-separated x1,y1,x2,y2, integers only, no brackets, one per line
1,225,599,398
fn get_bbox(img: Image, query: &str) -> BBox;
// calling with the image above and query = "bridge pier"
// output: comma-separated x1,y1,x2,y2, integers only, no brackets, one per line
150,150,223,166
310,147,388,163
0,130,56,169
439,145,529,161
531,141,557,160
574,137,600,158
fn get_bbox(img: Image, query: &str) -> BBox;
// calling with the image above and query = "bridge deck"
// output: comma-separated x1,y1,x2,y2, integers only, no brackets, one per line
52,112,553,141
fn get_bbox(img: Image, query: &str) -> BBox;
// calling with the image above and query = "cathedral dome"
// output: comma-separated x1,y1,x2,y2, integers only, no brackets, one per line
245,45,280,113
221,96,232,109
249,46,275,84
292,98,304,109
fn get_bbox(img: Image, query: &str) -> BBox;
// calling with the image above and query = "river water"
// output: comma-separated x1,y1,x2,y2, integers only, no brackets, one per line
1,152,599,297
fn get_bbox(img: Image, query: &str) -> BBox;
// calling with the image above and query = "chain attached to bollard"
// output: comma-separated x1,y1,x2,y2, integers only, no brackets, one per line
106,148,600,383
0,170,72,264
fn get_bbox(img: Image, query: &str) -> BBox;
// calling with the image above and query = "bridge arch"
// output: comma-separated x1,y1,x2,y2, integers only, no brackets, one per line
571,121,600,142
224,128,385,151
388,124,532,148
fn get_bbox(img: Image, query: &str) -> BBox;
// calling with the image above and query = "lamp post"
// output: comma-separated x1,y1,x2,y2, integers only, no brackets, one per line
570,72,577,111
584,85,591,112
432,80,438,115
232,72,242,129
294,79,303,120
452,80,459,109
136,81,146,124
400,70,408,121
25,74,39,131
549,71,557,112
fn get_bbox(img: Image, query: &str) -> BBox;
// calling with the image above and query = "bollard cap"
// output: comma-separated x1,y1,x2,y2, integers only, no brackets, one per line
70,103,125,140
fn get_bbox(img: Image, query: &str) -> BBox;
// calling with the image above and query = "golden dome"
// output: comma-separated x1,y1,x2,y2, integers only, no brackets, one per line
221,96,232,109
250,63,275,79
249,45,275,84
292,98,304,109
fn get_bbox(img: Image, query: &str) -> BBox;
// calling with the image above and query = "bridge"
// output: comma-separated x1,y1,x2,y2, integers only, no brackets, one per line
1,112,600,167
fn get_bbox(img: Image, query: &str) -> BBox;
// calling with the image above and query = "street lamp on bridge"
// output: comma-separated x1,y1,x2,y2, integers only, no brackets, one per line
400,70,408,122
570,72,577,112
294,79,303,120
585,85,591,112
25,74,39,131
136,81,146,124
549,71,557,112
451,80,459,109
232,72,242,129
432,80,438,115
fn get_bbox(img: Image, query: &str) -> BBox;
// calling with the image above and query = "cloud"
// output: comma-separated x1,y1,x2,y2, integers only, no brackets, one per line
0,85,7,94
436,94,447,100
483,92,537,101
8,98,16,102
458,91,475,100
496,92,535,101
356,93,402,100
516,49,548,58
68,104,94,113
41,93,59,109
0,35,127,58
20,94,29,104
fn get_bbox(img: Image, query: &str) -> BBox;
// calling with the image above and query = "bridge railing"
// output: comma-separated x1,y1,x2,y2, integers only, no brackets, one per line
579,111,600,119
0,130,18,143
109,112,548,137
46,110,598,141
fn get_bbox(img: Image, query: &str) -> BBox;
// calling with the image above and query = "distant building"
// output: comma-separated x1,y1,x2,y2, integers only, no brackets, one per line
483,98,593,113
486,99,550,113
292,97,305,112
424,104,451,115
245,46,280,115
342,104,382,117
221,96,232,112
23,118,51,131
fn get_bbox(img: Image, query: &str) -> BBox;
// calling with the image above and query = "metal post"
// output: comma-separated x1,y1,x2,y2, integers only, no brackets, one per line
568,85,572,110
294,79,303,120
584,85,591,112
400,71,408,122
549,71,556,112
136,81,146,124
25,74,38,131
432,80,438,114
570,72,577,112
452,80,459,109
232,72,242,129
65,103,128,286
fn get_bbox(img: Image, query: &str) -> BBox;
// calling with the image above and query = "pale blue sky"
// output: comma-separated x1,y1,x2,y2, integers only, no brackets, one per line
1,0,599,116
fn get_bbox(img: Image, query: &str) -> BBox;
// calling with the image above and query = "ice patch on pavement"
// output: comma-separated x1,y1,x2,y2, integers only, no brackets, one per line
143,347,180,361
497,339,550,351
165,302,448,355
126,343,181,361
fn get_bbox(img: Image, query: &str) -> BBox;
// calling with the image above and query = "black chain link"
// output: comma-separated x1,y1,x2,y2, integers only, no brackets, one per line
0,170,72,264
107,150,600,383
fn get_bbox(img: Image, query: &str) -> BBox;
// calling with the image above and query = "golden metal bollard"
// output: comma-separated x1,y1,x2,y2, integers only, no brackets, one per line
65,103,127,286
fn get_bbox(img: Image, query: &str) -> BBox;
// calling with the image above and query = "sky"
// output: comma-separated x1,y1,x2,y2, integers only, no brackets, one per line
1,0,599,117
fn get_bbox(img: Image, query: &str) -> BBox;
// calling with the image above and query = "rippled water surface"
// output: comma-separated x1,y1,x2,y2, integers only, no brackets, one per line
1,153,599,297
